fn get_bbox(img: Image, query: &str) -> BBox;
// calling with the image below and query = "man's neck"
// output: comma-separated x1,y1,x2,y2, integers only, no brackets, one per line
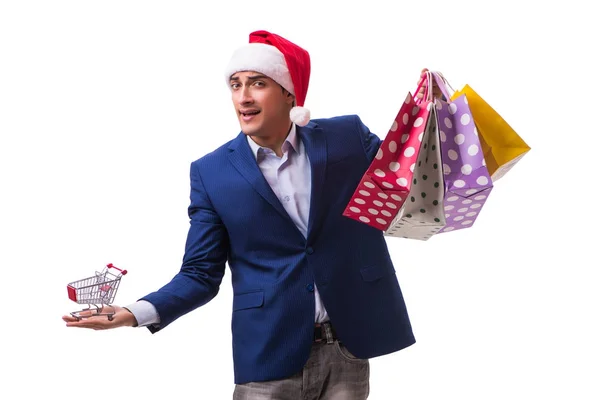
249,123,293,157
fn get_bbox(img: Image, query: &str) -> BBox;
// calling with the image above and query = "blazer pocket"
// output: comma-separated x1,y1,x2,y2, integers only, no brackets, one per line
233,290,264,311
360,265,395,282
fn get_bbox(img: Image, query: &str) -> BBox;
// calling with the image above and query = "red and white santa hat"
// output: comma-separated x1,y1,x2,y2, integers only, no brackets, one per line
224,30,312,126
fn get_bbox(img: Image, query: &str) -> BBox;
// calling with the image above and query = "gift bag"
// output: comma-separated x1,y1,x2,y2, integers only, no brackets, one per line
449,81,530,182
384,93,446,241
431,72,493,234
343,77,432,230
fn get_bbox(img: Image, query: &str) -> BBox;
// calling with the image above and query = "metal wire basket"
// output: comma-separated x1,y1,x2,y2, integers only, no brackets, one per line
67,263,127,321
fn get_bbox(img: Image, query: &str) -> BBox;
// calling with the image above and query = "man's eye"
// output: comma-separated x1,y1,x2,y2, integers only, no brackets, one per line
230,83,240,89
254,81,265,87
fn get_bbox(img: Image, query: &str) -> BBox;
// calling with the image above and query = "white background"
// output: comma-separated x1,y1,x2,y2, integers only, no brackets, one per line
1,1,598,399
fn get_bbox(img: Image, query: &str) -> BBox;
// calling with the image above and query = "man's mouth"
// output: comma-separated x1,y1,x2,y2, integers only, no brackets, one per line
240,110,260,121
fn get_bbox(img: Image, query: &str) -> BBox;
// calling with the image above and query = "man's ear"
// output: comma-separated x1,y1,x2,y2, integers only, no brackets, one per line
286,91,295,105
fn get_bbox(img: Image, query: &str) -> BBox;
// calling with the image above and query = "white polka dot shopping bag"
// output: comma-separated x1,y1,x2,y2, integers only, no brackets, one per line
448,79,530,182
431,72,494,235
342,78,433,231
384,99,446,241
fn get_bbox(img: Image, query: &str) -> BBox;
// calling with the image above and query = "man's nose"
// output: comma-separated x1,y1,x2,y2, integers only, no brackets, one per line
237,86,253,104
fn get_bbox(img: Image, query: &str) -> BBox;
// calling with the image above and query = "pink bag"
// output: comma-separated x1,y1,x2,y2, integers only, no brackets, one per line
343,75,433,230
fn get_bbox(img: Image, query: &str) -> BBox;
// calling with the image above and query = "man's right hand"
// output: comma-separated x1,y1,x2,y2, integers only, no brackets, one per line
62,305,138,330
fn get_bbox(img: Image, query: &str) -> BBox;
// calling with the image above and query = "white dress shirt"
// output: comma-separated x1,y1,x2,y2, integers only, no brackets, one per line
246,124,329,323
126,124,329,326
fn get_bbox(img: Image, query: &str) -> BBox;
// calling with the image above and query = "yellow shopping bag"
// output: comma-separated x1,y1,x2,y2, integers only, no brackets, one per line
451,85,530,181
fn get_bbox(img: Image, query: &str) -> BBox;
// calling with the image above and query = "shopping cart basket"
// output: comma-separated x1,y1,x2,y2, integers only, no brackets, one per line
67,263,128,321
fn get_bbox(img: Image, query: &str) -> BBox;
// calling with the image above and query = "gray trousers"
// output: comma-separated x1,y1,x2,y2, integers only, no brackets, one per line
233,340,370,400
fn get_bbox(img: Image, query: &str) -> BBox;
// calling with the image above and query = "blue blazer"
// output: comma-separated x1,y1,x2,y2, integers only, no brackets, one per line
141,114,416,384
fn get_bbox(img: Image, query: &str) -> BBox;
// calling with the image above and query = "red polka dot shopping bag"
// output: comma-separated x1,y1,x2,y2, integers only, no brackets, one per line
384,79,447,240
342,75,433,231
430,72,494,235
448,78,530,182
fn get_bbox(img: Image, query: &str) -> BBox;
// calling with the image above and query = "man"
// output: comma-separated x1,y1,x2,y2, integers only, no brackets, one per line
63,30,437,399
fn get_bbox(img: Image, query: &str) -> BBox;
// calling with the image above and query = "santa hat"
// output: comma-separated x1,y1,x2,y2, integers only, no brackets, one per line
224,30,311,126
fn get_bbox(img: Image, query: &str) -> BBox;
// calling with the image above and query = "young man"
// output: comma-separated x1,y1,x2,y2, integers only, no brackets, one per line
64,30,434,399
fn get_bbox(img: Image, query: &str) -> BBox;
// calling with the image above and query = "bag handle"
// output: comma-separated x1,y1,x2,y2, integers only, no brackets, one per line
414,70,434,105
430,71,455,101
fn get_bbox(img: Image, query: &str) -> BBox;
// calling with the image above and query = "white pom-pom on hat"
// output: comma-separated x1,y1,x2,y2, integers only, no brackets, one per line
290,106,311,127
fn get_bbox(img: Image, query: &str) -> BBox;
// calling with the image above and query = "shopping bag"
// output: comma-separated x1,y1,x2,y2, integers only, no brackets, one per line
343,77,432,230
449,81,530,181
384,97,446,240
430,72,493,234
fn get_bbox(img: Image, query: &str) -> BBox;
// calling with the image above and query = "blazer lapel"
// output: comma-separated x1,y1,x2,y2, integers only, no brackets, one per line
227,132,290,220
298,123,327,241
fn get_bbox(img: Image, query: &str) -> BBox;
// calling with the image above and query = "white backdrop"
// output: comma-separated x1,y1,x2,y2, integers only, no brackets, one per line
1,1,598,399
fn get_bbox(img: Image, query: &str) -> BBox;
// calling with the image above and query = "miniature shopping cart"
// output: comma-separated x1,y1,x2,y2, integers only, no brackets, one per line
67,263,128,321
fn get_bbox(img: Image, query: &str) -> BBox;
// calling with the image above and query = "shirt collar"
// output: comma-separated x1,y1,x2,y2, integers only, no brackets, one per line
247,123,299,160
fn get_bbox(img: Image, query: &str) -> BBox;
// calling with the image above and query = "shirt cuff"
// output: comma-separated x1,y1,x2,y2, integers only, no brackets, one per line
124,300,160,327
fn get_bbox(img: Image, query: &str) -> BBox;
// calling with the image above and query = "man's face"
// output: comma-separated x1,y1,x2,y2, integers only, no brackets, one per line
229,71,294,137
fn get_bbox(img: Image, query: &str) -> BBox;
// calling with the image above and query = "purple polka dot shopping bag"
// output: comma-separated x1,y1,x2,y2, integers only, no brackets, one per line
431,72,494,234
342,75,433,231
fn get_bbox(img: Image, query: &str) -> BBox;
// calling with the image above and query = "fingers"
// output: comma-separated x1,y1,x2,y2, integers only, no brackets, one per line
62,309,95,323
63,306,135,330
416,68,444,100
62,314,80,322
64,316,108,329
417,68,428,84
78,309,96,317
64,314,119,330
416,68,430,99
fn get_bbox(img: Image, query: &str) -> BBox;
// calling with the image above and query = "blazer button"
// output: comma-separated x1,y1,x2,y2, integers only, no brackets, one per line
306,247,314,254
306,283,314,292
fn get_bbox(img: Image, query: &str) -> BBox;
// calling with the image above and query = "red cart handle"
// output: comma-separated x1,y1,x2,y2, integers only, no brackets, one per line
107,263,128,275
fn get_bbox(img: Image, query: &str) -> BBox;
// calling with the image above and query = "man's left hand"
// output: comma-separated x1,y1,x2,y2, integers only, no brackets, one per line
416,68,443,100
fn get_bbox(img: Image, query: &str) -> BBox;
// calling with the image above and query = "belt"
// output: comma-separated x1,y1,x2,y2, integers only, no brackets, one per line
314,321,339,344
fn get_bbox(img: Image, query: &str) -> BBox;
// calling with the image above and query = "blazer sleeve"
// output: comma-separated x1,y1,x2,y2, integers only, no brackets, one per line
354,115,382,162
140,160,229,333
